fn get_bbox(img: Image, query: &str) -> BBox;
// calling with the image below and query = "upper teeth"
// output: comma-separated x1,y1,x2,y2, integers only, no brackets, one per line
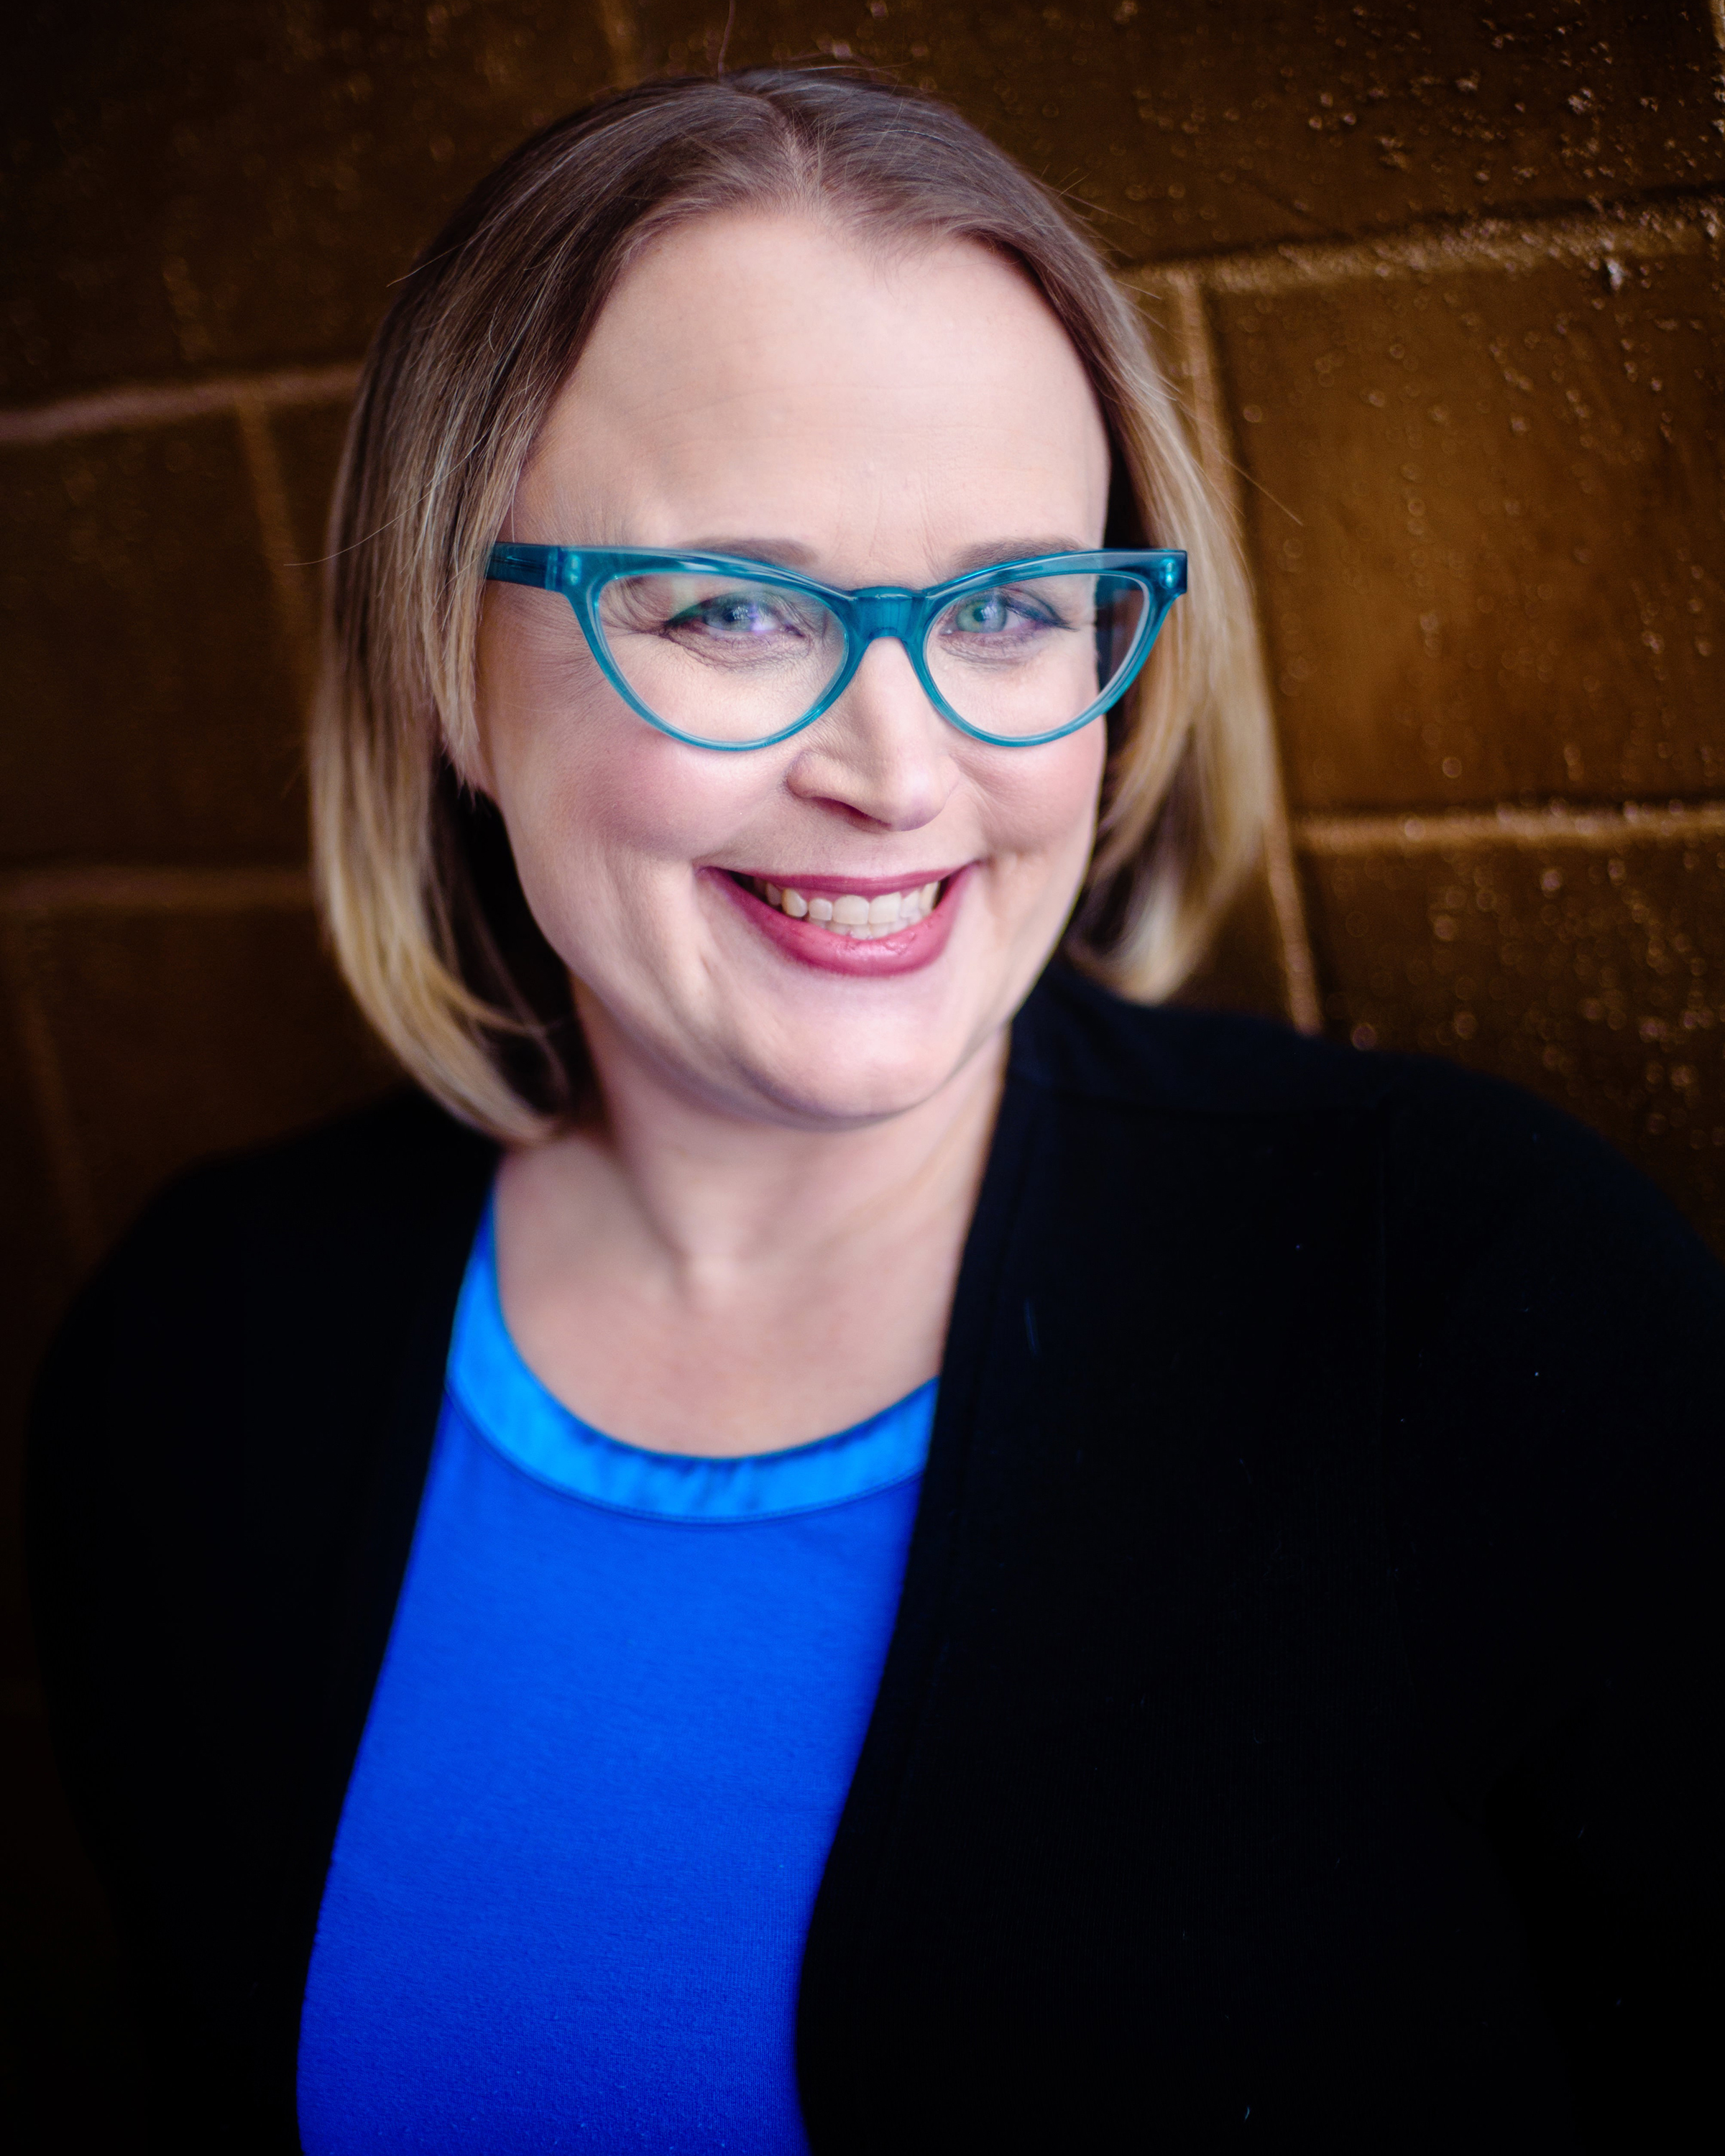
755,878,943,938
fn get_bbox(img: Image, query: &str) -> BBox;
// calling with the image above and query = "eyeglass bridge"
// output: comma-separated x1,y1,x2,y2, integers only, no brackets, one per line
845,589,919,643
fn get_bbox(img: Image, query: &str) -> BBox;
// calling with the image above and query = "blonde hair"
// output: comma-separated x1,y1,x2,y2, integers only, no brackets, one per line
310,68,1268,1143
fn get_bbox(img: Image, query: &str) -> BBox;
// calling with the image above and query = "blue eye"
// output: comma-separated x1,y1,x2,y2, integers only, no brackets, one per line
939,586,1066,643
674,594,786,637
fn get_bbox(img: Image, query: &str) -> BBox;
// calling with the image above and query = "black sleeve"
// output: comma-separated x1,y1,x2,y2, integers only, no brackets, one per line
25,1092,495,2153
1378,1070,1723,2152
24,1162,280,2143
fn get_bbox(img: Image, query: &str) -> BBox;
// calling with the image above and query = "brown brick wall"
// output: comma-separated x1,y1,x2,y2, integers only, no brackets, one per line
4,3,1722,2139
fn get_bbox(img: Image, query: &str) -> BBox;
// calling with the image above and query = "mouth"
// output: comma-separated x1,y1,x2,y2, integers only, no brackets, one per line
739,873,947,940
714,865,968,977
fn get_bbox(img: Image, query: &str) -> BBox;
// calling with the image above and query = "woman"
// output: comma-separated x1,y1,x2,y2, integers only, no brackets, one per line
27,68,1720,2156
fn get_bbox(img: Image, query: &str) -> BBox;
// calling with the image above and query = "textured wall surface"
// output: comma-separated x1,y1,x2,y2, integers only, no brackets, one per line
4,2,1722,2142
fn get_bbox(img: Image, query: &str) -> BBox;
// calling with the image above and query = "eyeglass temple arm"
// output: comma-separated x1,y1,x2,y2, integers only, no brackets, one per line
487,543,566,589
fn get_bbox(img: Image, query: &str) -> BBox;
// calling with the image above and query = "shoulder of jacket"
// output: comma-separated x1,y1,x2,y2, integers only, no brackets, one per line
29,1088,496,1531
1016,970,1722,1304
83,1087,497,1326
1013,964,1642,1197
1015,964,1442,1116
137,1084,494,1235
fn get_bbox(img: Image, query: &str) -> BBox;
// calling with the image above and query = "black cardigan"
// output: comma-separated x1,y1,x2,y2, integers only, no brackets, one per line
27,968,1723,2152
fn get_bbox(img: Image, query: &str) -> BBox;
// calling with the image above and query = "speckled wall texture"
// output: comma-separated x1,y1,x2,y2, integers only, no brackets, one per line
3,2,1722,2138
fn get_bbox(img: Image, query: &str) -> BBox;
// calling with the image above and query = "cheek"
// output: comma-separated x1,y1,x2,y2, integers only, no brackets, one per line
522,736,722,898
975,722,1108,872
481,656,775,920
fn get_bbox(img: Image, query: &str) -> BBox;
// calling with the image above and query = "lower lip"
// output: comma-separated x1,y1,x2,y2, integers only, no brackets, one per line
714,867,970,977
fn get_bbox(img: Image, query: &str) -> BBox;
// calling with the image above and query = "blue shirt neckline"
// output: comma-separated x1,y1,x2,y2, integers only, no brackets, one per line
446,1196,937,1523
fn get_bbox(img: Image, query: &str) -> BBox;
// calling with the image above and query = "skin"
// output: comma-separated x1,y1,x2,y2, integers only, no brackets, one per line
475,208,1113,1455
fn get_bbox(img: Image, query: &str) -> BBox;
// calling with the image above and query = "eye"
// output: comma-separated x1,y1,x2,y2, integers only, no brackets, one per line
950,592,1013,635
939,586,1067,642
673,593,794,638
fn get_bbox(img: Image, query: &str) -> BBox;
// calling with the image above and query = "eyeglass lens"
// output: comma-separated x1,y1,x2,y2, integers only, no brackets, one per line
594,568,1153,745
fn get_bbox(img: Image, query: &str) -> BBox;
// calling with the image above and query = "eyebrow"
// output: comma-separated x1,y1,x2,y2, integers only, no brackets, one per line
942,538,1096,576
674,535,1099,581
677,538,824,570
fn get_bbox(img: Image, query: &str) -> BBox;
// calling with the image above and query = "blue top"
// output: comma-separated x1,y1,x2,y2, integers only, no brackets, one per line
295,1199,933,2154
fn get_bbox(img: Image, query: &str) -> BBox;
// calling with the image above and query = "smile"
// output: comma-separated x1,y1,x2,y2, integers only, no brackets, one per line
745,876,945,940
715,865,968,977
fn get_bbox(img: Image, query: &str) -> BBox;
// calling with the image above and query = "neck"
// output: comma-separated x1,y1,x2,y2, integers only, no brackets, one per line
548,1002,1008,1300
491,992,1008,1452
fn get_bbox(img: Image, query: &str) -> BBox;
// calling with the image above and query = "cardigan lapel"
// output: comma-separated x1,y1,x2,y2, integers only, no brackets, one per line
796,975,1399,2150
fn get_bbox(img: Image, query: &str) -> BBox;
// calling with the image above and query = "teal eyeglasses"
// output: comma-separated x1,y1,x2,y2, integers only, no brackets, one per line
486,544,1187,751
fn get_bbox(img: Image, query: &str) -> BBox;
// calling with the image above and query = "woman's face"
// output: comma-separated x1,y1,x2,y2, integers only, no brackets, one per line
476,210,1113,1128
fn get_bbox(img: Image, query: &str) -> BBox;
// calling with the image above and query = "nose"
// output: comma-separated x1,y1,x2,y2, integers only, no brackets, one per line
783,635,960,831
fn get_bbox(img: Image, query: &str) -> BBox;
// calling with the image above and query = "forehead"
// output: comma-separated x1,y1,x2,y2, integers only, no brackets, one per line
517,209,1111,571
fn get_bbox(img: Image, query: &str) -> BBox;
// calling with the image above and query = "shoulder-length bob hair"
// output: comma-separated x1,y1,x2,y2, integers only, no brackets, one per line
311,66,1268,1143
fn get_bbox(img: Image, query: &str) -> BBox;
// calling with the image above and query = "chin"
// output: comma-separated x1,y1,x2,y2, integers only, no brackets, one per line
730,1010,983,1128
